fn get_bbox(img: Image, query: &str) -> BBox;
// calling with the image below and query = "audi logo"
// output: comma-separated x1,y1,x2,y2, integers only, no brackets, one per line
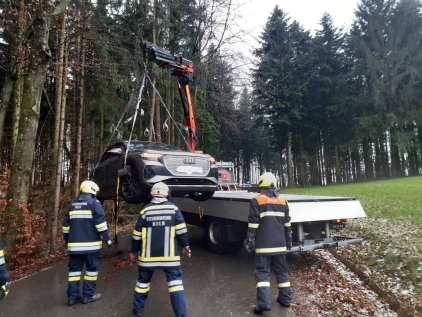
183,158,196,165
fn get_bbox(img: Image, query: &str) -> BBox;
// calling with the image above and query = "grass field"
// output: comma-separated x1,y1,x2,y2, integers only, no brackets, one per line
281,176,422,314
281,176,422,220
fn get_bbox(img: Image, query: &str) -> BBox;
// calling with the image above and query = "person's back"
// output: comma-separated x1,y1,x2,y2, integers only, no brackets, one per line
244,172,292,314
131,182,190,317
62,180,111,306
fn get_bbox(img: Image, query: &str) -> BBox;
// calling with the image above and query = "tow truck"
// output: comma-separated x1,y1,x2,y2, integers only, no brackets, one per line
129,42,367,254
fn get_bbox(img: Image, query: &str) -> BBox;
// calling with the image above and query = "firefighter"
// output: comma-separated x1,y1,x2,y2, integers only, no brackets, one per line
130,182,190,317
0,193,10,300
244,172,292,314
62,180,111,306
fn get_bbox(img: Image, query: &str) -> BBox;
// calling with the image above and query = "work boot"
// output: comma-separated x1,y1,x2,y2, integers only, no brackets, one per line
276,297,291,308
133,309,143,316
67,296,82,306
253,306,271,314
82,293,102,304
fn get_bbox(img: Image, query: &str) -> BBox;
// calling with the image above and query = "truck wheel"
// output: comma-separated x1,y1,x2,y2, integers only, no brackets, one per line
189,191,215,201
204,217,244,254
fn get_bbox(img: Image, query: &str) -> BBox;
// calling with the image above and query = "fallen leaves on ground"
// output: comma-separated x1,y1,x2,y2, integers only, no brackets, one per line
289,250,397,317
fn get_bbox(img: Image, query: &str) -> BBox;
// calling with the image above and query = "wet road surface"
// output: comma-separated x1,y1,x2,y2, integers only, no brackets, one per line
0,226,291,317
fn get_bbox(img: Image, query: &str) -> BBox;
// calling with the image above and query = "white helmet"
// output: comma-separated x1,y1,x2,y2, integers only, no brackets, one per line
151,182,169,197
80,180,100,195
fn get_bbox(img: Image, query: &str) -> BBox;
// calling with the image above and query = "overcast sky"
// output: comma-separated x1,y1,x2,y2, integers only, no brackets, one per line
232,0,361,76
236,0,360,58
240,0,360,35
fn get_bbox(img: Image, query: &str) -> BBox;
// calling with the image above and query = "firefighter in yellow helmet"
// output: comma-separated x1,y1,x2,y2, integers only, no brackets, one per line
244,172,292,314
62,180,111,306
130,182,190,317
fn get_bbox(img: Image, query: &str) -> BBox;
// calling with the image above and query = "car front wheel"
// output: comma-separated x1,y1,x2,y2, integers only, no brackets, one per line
188,191,215,201
119,164,146,204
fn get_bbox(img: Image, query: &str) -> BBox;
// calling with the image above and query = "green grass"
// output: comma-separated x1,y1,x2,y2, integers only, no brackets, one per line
281,176,422,311
281,176,422,220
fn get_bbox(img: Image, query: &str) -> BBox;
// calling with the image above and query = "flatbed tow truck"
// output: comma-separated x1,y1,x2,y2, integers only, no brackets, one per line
171,191,367,254
113,42,368,255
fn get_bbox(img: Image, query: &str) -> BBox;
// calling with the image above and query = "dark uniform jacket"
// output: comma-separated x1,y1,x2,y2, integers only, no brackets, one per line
132,198,189,270
247,188,291,256
0,232,9,285
62,193,110,255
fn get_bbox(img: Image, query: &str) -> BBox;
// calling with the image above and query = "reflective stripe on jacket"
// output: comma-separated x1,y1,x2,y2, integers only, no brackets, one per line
248,188,291,256
62,193,110,254
132,200,189,270
0,233,5,265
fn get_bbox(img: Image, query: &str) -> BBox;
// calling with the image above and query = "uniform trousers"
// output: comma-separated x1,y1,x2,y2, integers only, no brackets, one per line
133,267,186,315
67,253,99,301
0,265,9,286
255,254,291,309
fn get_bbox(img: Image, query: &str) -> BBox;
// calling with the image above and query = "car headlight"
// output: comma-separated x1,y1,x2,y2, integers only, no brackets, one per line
141,153,162,161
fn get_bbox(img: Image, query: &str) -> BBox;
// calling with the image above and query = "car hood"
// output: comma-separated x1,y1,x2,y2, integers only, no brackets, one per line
130,149,211,158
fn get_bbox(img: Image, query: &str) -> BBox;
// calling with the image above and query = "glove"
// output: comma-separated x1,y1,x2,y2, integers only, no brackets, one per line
129,252,137,262
183,246,191,258
285,229,292,251
0,282,10,300
244,231,256,255
106,240,112,248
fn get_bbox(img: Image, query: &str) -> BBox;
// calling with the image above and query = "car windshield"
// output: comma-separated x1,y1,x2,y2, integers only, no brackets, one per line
128,141,181,151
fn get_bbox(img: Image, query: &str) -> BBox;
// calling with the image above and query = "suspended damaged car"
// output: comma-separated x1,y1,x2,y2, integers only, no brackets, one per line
93,140,219,204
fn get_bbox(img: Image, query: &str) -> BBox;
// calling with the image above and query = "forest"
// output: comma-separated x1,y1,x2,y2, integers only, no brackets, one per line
1,0,422,267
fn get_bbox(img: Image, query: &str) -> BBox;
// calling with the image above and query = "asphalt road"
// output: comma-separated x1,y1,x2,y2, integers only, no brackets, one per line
0,226,291,317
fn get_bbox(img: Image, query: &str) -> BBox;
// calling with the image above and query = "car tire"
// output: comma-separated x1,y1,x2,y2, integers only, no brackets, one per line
204,217,243,254
119,164,145,204
188,191,215,201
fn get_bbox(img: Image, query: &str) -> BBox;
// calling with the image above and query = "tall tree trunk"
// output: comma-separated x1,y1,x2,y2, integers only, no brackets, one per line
74,32,85,194
389,127,401,178
73,6,86,195
334,144,341,183
0,79,13,145
166,70,171,144
49,12,67,251
3,12,54,267
11,2,27,150
286,126,293,188
171,82,175,144
362,137,374,179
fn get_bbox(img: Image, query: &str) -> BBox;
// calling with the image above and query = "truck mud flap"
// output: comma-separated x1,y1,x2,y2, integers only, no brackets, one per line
287,236,363,254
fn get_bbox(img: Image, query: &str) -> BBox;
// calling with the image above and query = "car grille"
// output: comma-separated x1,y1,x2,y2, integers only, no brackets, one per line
164,156,210,176
164,179,216,186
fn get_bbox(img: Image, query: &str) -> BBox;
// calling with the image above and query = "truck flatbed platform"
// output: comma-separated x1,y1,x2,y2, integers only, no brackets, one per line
170,191,366,254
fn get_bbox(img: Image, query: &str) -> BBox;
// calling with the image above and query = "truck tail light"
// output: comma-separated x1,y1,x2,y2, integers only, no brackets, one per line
333,219,348,223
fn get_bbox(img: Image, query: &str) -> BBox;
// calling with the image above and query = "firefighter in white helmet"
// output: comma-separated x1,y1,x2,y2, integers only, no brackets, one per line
244,172,292,314
62,180,112,306
130,182,190,317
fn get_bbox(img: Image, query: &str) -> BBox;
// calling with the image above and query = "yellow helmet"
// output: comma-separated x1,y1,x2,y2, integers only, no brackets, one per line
151,182,169,196
258,172,277,188
80,180,100,195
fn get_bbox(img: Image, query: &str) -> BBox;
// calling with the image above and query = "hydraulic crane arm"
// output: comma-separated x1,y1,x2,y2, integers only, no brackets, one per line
141,41,197,152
